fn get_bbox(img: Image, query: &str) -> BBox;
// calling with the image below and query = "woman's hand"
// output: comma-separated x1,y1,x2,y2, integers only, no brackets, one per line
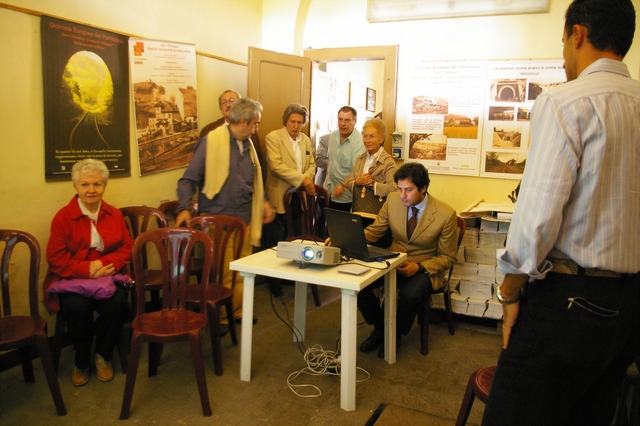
90,260,115,278
332,183,345,197
354,173,372,187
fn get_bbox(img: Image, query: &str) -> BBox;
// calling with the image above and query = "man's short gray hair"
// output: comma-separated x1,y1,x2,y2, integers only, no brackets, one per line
227,97,263,124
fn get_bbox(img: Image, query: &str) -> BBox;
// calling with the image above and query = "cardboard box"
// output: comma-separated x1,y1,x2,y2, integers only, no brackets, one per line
484,299,503,319
467,297,489,317
462,227,479,248
450,293,469,314
479,232,507,249
451,262,479,281
464,247,498,266
459,280,493,299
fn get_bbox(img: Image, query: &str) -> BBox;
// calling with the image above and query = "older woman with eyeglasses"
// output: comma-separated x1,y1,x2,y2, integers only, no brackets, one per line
43,158,133,387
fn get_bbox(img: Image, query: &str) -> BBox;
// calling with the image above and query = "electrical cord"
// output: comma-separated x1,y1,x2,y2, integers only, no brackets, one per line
268,282,371,399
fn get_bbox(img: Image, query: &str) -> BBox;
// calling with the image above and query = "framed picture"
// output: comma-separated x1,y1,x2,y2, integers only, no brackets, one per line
366,87,376,112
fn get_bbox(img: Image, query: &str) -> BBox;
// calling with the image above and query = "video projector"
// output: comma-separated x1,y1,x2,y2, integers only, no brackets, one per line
276,241,341,267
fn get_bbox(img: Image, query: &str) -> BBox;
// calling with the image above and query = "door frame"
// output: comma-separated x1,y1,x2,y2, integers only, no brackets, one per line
303,45,398,152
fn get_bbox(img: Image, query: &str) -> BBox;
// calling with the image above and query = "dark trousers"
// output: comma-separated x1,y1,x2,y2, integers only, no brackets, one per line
483,271,640,426
358,270,432,335
58,285,130,370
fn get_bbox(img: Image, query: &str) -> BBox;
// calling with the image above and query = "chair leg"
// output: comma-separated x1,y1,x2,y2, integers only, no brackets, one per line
117,324,129,373
311,284,322,307
443,287,455,335
35,333,67,416
207,304,224,376
224,300,238,346
419,298,429,355
189,332,212,416
52,313,67,372
120,334,144,420
19,345,35,383
455,370,479,426
148,342,163,377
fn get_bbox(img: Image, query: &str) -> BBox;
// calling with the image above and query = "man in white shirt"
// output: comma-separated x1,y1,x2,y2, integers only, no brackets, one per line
484,0,640,424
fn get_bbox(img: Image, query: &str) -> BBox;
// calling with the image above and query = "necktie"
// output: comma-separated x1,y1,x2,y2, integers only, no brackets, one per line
407,206,418,239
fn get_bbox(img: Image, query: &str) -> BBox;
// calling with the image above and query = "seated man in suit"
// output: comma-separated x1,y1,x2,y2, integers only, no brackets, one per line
358,163,458,357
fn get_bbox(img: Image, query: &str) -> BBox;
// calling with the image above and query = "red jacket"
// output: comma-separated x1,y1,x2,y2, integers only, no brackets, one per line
43,196,133,314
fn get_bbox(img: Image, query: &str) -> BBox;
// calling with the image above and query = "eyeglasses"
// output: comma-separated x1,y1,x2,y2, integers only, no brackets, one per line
220,99,237,106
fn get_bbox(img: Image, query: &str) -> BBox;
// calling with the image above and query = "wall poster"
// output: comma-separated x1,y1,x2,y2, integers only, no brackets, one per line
481,60,565,178
406,59,565,179
407,61,487,176
42,16,130,180
129,38,198,176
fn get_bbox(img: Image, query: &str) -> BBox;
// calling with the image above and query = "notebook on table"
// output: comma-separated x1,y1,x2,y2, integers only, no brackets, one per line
324,208,399,262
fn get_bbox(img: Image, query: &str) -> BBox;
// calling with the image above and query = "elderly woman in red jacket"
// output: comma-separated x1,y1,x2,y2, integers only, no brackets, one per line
44,158,133,387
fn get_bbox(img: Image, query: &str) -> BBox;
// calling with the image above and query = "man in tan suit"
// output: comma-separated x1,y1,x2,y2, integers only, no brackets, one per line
262,103,317,249
359,163,458,357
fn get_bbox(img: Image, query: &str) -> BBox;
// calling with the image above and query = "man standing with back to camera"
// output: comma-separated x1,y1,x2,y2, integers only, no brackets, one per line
483,0,640,424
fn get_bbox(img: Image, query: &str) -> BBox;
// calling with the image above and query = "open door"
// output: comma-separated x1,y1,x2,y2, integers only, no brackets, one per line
247,47,312,156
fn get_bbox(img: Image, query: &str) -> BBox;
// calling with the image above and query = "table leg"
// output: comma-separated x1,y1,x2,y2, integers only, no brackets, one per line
383,270,397,364
294,281,308,342
240,272,256,381
340,288,357,411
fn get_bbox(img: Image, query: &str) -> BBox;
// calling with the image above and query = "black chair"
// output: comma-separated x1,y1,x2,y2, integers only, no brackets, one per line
1,229,66,416
283,184,329,307
417,215,466,355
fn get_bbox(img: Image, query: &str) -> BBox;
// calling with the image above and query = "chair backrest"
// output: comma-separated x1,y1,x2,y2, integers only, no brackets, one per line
189,214,246,286
456,216,467,249
0,230,40,318
447,216,467,283
283,184,329,241
120,206,168,239
158,200,198,227
131,228,212,316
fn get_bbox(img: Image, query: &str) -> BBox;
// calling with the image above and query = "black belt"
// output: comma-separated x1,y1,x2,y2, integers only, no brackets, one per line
547,257,628,278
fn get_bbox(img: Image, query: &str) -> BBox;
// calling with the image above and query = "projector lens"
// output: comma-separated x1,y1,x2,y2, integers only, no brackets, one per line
301,247,315,261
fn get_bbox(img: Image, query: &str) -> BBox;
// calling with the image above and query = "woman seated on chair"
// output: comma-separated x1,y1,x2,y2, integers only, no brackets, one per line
43,158,133,387
333,118,398,218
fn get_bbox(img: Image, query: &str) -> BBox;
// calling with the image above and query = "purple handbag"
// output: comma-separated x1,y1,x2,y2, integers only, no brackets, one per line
48,273,133,300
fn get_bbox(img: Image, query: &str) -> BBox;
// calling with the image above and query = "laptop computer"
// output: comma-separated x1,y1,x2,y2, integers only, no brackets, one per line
324,208,399,262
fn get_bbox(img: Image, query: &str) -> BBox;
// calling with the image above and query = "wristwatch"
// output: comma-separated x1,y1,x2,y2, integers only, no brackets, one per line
496,286,521,305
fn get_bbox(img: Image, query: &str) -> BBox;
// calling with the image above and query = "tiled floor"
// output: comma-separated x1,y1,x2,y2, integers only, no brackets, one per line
1,283,502,425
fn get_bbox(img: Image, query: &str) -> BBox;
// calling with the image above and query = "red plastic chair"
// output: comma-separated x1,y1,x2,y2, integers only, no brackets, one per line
455,366,496,426
119,228,213,419
1,229,66,416
418,216,466,355
187,214,245,375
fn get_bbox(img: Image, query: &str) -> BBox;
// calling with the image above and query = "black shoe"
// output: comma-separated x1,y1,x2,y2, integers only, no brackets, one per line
359,328,383,353
378,334,401,359
235,315,258,325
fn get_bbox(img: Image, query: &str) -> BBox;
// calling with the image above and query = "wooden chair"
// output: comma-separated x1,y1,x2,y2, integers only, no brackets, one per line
455,366,496,426
283,185,329,307
0,230,66,416
158,199,198,227
187,214,245,375
120,228,213,419
417,215,466,355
